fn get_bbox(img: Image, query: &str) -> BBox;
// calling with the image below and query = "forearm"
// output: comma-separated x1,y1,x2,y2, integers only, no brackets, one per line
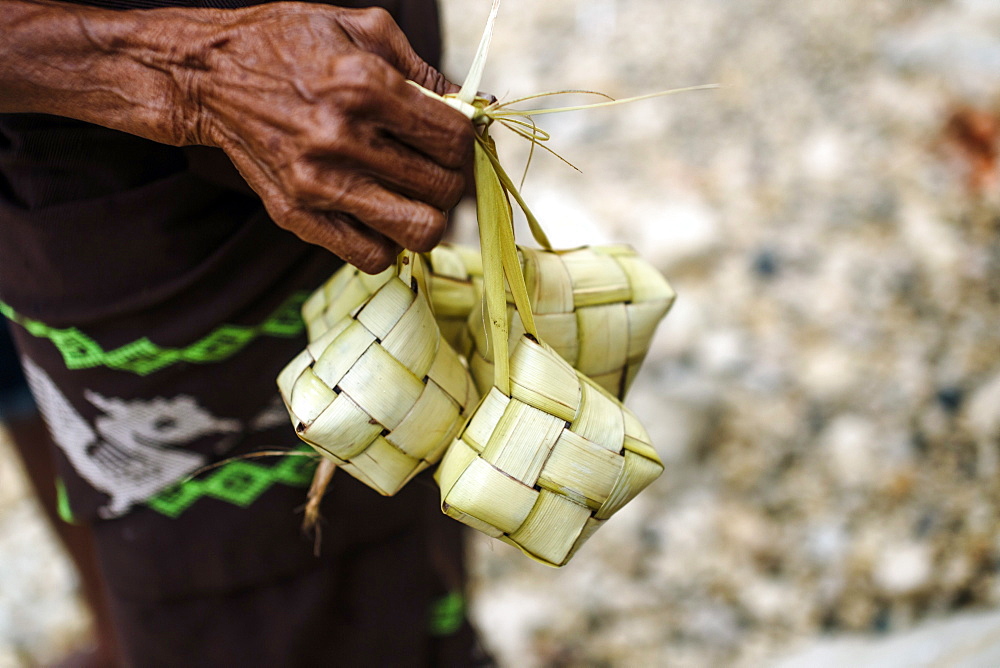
0,0,472,272
0,0,220,145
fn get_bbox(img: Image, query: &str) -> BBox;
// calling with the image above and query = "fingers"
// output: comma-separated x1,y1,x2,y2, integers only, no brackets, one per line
224,140,402,273
337,7,459,97
366,136,467,211
302,122,467,212
202,5,475,271
285,209,402,274
285,168,448,252
297,54,472,213
324,52,473,171
378,75,475,170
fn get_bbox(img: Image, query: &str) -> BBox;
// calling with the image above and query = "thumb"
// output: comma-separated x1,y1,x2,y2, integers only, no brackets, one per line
339,7,459,96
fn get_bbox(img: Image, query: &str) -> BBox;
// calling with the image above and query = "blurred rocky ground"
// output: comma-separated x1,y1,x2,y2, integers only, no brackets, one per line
0,432,91,666
2,0,999,665
443,0,1000,665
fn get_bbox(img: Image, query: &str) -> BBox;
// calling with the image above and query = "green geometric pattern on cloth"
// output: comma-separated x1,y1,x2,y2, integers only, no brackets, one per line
55,478,79,526
428,591,466,636
0,292,307,376
145,449,318,518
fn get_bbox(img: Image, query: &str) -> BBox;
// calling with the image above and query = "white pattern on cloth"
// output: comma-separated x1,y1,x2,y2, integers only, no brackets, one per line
22,358,242,518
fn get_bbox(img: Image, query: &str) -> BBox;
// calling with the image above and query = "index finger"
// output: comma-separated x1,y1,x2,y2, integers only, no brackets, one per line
338,58,472,170
337,7,458,96
378,76,475,170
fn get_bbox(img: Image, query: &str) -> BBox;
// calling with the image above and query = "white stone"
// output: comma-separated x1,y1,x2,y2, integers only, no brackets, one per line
645,293,708,363
696,329,750,377
965,370,1000,444
820,414,881,488
881,4,1000,102
739,579,801,624
800,130,847,181
525,185,613,249
631,195,721,271
901,203,963,276
873,542,934,597
626,375,718,464
470,585,559,668
806,522,849,565
799,344,858,402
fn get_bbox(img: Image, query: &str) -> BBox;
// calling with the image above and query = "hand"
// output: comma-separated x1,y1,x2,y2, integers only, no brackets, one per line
1,1,470,272
181,4,474,272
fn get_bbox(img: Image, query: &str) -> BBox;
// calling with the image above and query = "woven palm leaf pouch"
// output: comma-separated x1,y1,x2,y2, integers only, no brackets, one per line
299,261,394,342
301,244,483,352
423,244,485,350
277,251,478,495
434,128,665,567
460,244,676,401
418,0,713,566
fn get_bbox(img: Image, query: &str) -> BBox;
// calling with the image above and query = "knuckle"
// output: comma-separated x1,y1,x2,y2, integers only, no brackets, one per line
437,121,475,169
273,206,326,249
438,170,467,209
356,6,394,30
418,168,465,210
404,209,446,252
267,204,299,234
308,115,350,155
332,52,371,79
411,60,452,97
360,254,396,274
455,122,477,158
283,161,317,202
352,241,398,274
329,53,385,112
322,181,352,208
285,162,352,208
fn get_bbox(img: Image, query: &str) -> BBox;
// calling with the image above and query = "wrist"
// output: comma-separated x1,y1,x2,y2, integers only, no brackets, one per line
88,6,234,146
0,0,231,147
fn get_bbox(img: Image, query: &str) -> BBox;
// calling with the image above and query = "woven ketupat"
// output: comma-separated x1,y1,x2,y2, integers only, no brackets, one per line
423,244,484,350
278,255,479,495
437,335,664,567
300,263,393,342
300,244,483,351
461,245,675,400
431,130,666,566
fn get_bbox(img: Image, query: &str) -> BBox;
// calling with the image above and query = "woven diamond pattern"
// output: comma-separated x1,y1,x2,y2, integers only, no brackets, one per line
436,336,664,567
279,268,479,496
301,245,484,352
461,245,676,400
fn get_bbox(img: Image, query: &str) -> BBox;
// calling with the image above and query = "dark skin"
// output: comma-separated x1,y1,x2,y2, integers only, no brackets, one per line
0,0,475,272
